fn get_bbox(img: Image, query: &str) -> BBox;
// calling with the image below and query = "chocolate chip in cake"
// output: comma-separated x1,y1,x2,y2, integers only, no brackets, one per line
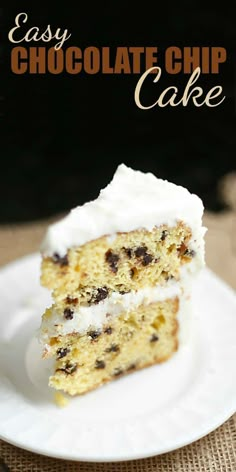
52,253,69,266
113,368,124,377
150,333,159,343
123,247,132,258
134,246,148,257
64,308,74,320
184,249,196,257
95,359,106,369
142,254,153,266
105,250,119,273
161,230,168,241
65,296,78,305
57,362,78,375
134,246,153,266
105,344,120,353
56,347,70,359
88,330,101,340
178,243,196,258
104,326,113,334
127,363,136,371
92,287,109,304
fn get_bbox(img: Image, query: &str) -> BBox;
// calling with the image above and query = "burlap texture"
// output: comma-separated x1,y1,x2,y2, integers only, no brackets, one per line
0,211,235,470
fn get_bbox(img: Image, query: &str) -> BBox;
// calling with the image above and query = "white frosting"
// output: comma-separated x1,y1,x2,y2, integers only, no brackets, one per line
40,282,182,344
41,164,205,257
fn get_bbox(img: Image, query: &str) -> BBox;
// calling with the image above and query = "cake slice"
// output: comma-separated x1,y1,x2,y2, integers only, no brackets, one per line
40,164,205,395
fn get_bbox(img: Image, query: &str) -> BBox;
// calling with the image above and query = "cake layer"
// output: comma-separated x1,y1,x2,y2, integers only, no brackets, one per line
41,164,204,258
41,222,200,305
48,298,179,395
40,282,182,344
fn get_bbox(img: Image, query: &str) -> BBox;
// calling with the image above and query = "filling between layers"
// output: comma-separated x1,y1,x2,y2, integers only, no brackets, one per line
40,280,184,344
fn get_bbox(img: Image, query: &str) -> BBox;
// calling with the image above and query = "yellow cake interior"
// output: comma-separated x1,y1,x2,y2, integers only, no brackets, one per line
47,298,179,395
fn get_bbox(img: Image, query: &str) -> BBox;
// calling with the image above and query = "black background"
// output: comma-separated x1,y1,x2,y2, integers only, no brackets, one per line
1,4,235,223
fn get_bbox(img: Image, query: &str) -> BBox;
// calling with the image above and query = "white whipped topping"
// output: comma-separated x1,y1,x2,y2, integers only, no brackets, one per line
41,164,205,257
40,282,182,343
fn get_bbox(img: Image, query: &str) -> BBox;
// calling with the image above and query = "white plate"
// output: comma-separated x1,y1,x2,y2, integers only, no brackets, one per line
0,254,235,462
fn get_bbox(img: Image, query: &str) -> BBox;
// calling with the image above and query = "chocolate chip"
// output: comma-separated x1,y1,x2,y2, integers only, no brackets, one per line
105,250,119,273
150,334,159,343
104,326,112,334
113,368,123,377
161,230,168,241
64,308,74,320
142,254,153,266
178,243,196,258
90,287,109,304
135,246,148,257
105,344,120,353
57,362,77,375
95,359,106,369
127,363,136,371
88,330,101,340
56,347,70,359
124,247,132,258
119,289,130,295
184,249,196,257
65,296,78,305
52,253,69,266
134,246,153,266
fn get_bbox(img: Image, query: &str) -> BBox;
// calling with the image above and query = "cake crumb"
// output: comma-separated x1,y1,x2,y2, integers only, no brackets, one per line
54,392,70,408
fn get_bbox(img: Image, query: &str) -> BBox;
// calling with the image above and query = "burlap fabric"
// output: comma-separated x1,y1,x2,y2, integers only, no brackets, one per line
0,211,235,471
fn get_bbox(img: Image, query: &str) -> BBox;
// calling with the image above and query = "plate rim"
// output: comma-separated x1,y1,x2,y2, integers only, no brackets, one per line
0,409,235,462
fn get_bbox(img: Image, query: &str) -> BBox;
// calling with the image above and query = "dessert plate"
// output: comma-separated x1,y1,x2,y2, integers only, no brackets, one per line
0,254,235,462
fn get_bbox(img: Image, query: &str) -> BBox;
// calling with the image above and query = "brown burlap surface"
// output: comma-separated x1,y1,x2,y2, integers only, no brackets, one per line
0,211,235,471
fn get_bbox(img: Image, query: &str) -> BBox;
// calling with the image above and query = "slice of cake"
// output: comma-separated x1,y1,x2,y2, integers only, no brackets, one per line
40,164,205,395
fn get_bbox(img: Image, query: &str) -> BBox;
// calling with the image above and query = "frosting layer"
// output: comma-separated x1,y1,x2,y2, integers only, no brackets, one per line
40,282,182,342
41,164,204,257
